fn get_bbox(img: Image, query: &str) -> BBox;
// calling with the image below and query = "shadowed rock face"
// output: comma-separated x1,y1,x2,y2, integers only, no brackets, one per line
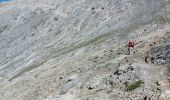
151,44,170,64
151,32,170,64
0,0,170,99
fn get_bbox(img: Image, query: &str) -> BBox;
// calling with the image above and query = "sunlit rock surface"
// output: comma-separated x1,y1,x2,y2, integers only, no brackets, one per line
0,0,170,99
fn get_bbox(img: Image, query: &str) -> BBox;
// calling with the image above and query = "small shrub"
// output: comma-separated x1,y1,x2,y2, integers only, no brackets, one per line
107,90,112,94
126,80,144,91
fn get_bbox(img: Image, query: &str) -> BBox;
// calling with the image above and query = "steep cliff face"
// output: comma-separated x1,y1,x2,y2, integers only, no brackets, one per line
0,0,170,100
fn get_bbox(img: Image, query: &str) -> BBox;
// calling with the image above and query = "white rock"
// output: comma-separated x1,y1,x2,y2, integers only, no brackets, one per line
118,65,130,73
68,75,78,81
159,91,170,100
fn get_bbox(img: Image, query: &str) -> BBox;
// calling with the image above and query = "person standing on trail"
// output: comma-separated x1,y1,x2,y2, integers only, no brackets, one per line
128,40,135,55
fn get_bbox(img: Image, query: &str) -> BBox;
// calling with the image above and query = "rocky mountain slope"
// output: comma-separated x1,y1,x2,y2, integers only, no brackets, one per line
0,0,170,100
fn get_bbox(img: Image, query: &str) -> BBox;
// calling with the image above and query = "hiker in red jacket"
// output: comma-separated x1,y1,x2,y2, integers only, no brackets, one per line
128,40,135,55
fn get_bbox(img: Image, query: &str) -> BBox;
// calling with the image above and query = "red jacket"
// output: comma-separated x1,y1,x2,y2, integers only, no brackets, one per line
128,40,135,48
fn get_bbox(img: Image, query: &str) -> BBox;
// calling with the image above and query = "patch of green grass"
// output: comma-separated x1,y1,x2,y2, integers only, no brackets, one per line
126,80,144,91
107,90,112,94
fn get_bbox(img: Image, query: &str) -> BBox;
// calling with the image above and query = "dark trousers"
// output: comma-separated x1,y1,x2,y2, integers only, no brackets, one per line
128,47,130,55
